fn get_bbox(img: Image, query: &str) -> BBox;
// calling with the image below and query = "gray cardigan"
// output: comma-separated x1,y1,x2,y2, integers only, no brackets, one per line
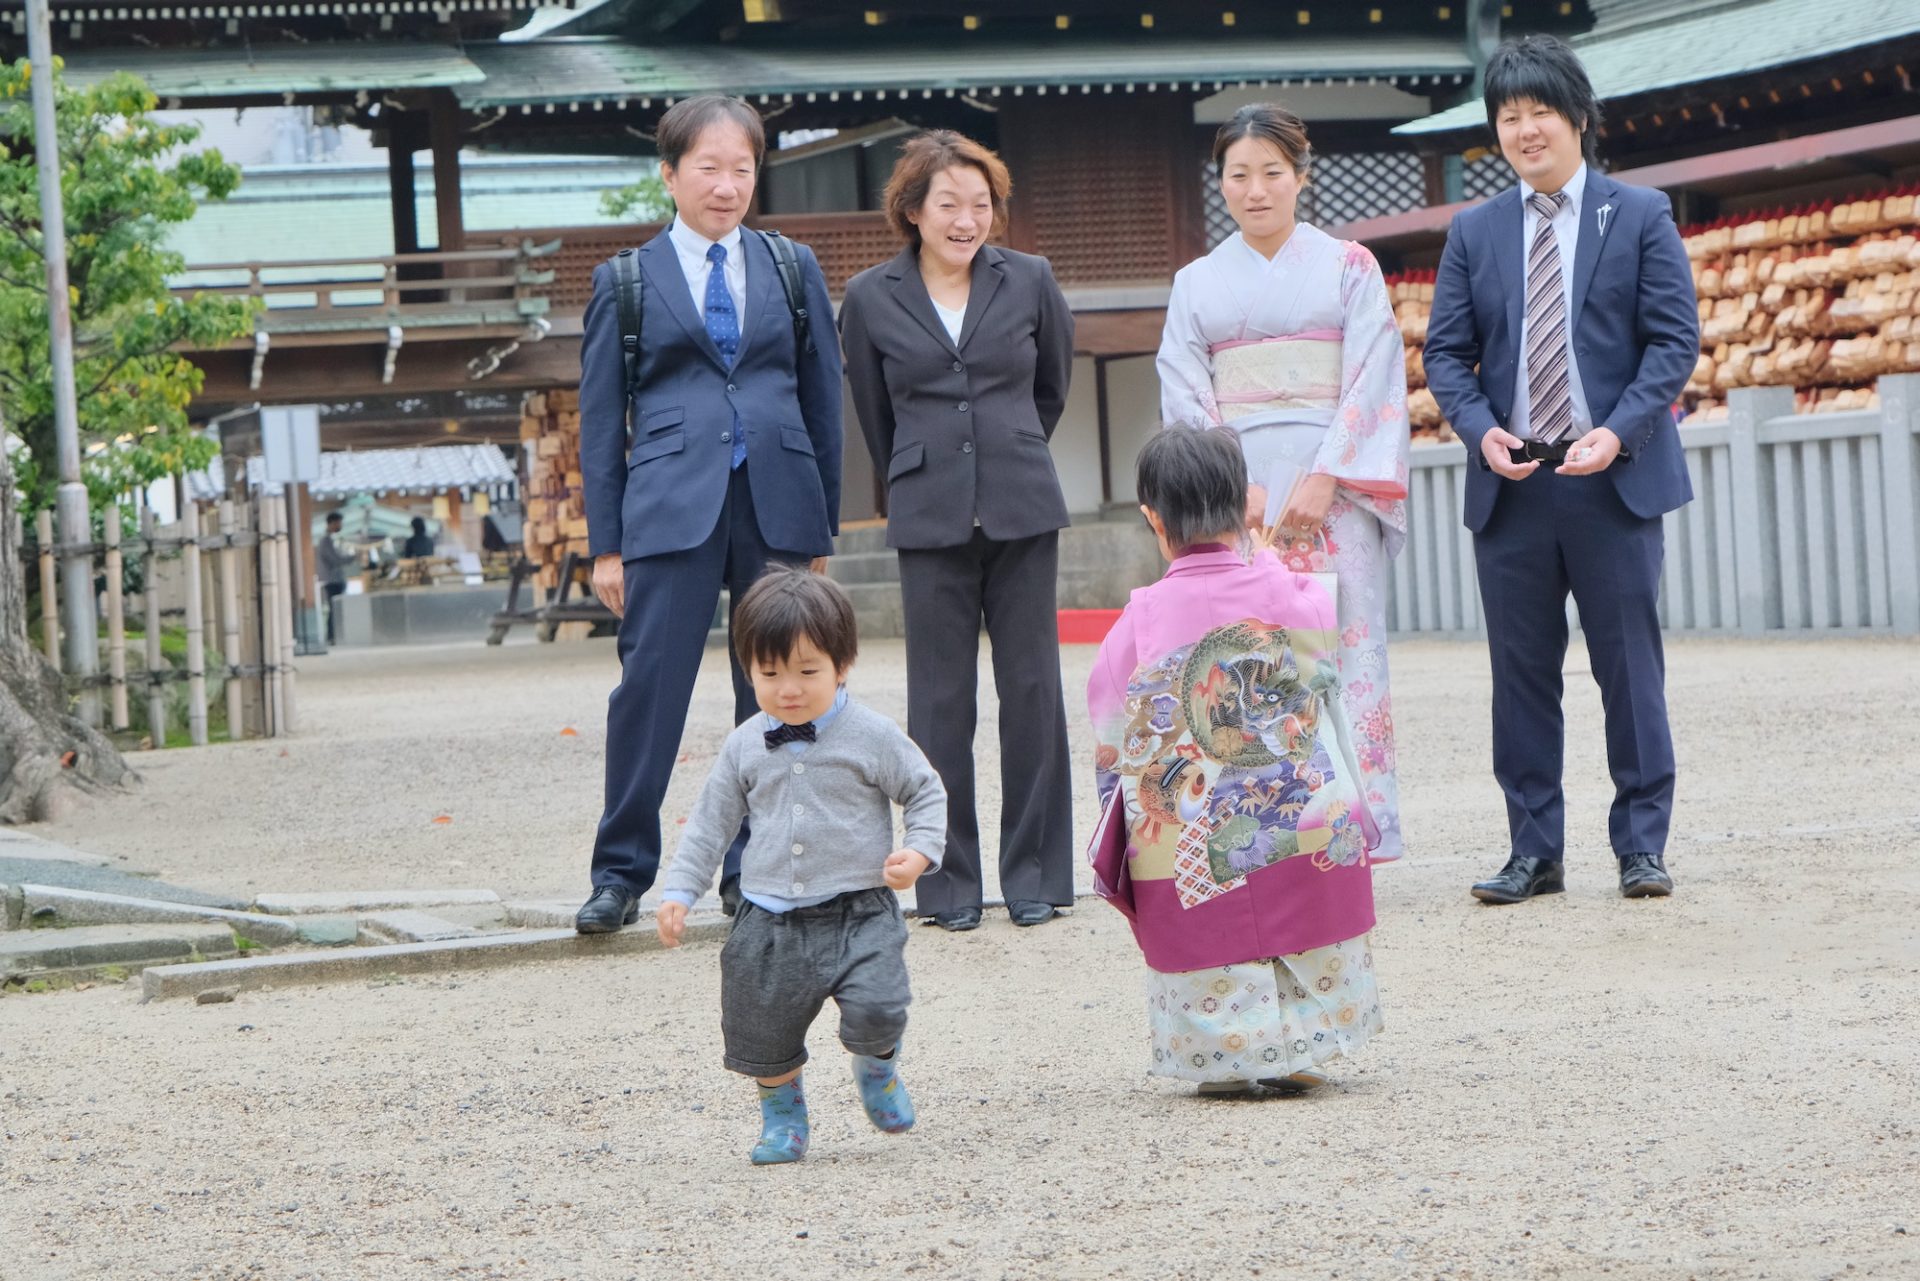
661,700,947,903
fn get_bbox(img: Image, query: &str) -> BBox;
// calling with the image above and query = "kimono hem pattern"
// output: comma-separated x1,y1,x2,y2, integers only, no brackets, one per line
1158,224,1411,862
1088,548,1383,1085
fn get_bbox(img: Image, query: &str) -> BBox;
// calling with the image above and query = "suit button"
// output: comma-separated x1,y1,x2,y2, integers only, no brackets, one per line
957,400,970,412
727,382,738,393
961,441,974,454
952,361,964,373
720,432,732,443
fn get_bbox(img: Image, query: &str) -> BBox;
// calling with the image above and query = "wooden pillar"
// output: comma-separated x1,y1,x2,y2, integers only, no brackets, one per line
35,509,56,665
103,501,128,730
428,90,466,254
386,118,422,255
218,500,246,740
140,506,166,748
183,503,208,747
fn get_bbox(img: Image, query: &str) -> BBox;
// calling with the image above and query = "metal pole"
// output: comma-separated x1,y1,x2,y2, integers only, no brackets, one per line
26,0,99,725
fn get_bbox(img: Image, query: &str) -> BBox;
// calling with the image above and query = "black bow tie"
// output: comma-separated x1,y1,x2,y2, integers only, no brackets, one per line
764,721,817,750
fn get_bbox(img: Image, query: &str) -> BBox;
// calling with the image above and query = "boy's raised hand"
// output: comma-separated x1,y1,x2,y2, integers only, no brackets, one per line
656,901,688,948
883,849,932,891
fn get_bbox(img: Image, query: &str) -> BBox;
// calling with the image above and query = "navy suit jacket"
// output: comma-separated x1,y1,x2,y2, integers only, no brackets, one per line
1424,169,1700,532
579,226,844,563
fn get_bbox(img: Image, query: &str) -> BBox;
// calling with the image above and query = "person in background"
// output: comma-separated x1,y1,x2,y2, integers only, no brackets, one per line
574,94,843,934
838,129,1076,932
317,510,352,644
1156,102,1411,865
403,517,435,559
1422,35,1698,905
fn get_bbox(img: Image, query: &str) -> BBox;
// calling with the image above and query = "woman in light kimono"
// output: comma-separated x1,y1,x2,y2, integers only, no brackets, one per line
1157,103,1411,863
1089,428,1382,1094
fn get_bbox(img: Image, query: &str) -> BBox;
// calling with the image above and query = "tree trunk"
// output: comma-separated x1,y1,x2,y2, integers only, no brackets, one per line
0,440,135,823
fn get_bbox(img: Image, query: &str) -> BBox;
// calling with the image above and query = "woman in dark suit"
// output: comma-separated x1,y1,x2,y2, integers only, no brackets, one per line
839,130,1076,932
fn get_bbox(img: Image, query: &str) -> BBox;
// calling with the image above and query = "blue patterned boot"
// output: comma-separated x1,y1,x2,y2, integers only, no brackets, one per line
750,1077,811,1165
851,1047,915,1134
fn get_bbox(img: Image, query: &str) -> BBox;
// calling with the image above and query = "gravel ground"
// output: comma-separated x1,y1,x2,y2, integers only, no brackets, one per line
3,633,1918,1279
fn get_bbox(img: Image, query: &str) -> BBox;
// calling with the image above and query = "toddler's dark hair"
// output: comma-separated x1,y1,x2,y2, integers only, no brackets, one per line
733,565,859,673
1136,427,1249,550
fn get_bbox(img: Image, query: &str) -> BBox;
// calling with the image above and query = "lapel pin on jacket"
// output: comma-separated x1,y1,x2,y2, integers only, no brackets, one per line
1597,203,1614,236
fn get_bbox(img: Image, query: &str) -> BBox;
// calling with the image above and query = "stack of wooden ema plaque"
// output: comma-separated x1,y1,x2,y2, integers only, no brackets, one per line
518,389,590,596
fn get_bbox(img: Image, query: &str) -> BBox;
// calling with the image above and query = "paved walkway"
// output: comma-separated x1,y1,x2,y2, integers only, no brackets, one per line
1,634,1916,1278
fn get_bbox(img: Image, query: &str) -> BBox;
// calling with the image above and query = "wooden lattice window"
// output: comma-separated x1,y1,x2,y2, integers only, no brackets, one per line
1301,151,1426,227
1464,153,1513,201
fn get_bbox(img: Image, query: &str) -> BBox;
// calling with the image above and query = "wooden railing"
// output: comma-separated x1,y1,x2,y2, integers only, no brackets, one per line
175,241,560,334
512,211,902,312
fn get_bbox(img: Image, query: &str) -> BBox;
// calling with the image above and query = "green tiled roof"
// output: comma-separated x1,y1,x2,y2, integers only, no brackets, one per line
1395,0,1920,136
458,35,1474,108
63,43,485,99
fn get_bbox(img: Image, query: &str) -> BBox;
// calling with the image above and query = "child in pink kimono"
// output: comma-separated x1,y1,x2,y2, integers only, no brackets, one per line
1088,427,1384,1095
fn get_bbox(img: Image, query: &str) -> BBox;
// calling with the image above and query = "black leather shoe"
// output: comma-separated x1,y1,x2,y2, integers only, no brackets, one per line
1470,855,1565,905
921,907,982,932
1007,900,1058,927
1618,852,1673,898
574,886,640,934
719,874,743,919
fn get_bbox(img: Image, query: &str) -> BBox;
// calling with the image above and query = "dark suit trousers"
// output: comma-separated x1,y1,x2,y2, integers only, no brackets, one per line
898,529,1075,912
1473,468,1675,863
591,463,794,895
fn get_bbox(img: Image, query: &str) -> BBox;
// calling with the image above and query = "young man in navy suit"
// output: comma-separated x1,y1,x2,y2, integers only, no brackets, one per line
1424,35,1699,905
572,96,843,932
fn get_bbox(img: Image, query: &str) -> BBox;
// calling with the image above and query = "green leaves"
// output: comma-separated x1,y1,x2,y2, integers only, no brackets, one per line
0,60,255,512
598,171,672,222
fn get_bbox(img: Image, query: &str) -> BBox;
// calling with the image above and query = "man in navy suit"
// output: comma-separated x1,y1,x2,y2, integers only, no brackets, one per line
573,96,843,932
1424,35,1699,905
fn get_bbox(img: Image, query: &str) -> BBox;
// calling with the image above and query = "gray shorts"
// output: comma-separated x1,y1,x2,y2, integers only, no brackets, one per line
719,887,911,1077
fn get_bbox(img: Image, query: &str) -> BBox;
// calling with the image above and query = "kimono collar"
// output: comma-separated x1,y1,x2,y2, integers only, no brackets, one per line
1165,544,1244,577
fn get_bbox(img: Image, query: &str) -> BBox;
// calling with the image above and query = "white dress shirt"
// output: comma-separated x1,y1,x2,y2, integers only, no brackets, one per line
666,217,747,322
1510,162,1594,441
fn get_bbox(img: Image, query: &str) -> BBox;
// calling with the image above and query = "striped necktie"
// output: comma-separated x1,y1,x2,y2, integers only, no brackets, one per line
1524,190,1574,445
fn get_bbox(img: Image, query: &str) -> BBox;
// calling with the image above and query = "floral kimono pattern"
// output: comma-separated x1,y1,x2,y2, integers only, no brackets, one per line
1157,224,1411,862
1089,547,1384,1085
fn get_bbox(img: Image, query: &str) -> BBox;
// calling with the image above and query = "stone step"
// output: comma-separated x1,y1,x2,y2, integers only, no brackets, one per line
1,923,238,983
833,523,893,557
357,910,483,945
825,549,901,586
840,580,905,640
17,884,300,946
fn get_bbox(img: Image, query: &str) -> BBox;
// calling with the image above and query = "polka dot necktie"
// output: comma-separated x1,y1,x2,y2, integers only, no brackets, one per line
705,241,745,470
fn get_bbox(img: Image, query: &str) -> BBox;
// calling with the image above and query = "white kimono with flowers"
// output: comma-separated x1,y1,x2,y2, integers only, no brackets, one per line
1157,224,1411,861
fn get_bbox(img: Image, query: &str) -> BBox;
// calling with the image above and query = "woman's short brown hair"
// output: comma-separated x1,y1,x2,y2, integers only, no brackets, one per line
882,130,1012,245
1211,103,1312,182
657,95,767,171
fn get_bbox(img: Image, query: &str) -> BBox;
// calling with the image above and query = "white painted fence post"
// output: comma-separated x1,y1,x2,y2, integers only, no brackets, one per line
1876,373,1920,636
1725,386,1794,635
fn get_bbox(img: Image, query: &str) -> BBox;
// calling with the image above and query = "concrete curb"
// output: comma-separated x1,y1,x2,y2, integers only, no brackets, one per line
254,889,502,915
3,924,238,979
140,914,731,1000
17,885,301,946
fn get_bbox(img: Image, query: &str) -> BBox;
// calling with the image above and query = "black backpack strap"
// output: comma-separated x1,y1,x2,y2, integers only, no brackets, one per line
609,247,643,396
758,229,814,356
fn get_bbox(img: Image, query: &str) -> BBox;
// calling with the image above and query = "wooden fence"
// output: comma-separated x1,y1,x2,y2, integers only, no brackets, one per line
1385,374,1920,637
25,491,300,744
